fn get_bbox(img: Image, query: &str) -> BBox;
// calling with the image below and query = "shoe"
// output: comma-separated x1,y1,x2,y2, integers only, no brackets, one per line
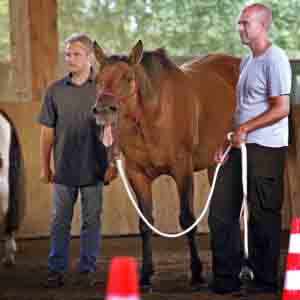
43,270,64,288
209,280,241,294
245,280,278,294
74,271,98,287
210,284,241,294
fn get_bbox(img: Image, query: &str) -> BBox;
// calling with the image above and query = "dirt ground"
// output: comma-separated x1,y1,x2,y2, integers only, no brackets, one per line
0,233,289,300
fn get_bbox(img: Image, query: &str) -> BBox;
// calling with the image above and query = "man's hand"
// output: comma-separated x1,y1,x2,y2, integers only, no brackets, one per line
40,167,53,184
40,126,54,184
104,163,118,184
231,126,248,148
214,146,229,165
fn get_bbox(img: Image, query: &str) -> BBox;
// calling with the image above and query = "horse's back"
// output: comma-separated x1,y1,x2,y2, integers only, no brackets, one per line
181,54,240,89
180,54,241,170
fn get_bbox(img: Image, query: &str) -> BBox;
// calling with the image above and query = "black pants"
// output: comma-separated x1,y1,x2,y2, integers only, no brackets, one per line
208,144,287,287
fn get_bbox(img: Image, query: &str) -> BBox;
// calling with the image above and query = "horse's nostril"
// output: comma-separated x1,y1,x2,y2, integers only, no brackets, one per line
110,106,117,112
92,106,97,114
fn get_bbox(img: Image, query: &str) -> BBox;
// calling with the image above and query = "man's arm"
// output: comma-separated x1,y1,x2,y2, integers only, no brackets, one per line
40,125,54,183
232,95,290,147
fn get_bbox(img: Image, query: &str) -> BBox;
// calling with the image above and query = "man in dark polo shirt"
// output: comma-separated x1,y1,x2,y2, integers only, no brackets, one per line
38,33,109,288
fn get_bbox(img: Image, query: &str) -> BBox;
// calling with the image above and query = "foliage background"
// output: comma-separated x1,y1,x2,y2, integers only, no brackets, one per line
0,0,9,60
58,0,300,58
0,0,300,60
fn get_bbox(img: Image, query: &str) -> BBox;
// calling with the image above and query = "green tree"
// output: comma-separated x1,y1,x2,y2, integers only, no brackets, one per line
1,0,300,61
0,0,10,60
57,0,300,58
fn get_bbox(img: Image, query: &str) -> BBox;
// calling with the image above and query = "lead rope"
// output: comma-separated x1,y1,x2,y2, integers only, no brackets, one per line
116,133,253,279
239,142,254,280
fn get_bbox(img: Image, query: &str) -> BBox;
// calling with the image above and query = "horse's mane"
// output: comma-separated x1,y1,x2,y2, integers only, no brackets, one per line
106,48,178,103
141,48,178,79
141,49,179,102
106,55,130,64
107,48,178,79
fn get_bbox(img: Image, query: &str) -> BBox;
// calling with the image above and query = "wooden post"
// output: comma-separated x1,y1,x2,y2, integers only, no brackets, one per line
285,62,300,219
287,104,300,217
9,0,58,102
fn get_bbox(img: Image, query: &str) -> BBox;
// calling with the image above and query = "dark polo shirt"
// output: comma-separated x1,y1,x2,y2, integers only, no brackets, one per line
38,73,108,186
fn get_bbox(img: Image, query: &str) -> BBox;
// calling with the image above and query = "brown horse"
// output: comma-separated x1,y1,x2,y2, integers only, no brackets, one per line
92,40,240,289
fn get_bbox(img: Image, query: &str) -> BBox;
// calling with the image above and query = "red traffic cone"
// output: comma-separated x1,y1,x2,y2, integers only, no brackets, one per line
282,217,300,300
106,256,140,300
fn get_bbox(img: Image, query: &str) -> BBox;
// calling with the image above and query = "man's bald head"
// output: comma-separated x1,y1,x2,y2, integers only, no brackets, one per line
243,3,272,32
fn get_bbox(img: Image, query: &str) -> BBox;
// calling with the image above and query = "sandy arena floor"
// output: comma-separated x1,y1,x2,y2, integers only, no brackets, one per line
0,234,289,300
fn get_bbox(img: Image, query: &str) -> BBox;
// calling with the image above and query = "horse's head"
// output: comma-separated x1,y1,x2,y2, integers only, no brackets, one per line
92,92,120,126
92,40,144,127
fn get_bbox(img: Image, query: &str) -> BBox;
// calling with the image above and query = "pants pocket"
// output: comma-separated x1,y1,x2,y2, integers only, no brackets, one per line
254,175,283,213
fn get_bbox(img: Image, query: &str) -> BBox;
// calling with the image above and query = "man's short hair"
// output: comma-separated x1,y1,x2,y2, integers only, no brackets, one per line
245,3,273,32
65,33,93,53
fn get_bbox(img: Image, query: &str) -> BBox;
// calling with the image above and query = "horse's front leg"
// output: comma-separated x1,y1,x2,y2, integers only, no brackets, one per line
173,157,204,289
2,232,17,267
126,167,154,290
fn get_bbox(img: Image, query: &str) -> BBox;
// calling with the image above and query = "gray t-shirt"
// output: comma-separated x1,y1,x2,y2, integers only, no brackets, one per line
235,45,291,147
38,74,108,186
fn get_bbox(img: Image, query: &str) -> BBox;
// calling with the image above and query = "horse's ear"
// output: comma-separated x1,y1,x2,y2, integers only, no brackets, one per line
129,40,143,66
93,41,107,65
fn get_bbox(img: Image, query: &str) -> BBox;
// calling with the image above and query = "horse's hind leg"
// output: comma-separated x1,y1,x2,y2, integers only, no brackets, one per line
2,232,17,267
174,164,204,289
127,168,154,290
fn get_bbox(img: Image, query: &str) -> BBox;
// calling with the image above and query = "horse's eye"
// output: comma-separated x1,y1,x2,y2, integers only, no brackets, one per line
109,106,117,112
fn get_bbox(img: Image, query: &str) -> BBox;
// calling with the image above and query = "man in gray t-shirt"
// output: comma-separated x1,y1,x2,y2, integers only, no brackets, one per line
208,3,291,295
38,33,110,288
235,45,291,147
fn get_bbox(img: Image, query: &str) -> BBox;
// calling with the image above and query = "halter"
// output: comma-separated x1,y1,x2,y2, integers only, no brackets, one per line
97,74,143,125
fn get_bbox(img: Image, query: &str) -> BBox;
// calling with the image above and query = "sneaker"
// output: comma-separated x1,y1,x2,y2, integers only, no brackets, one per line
74,271,98,287
209,279,241,294
245,280,278,294
43,270,64,288
210,284,241,294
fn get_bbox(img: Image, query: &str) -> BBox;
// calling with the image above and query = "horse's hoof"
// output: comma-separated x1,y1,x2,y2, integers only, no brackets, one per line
140,280,153,293
140,275,150,285
239,266,254,281
2,256,16,268
190,275,206,291
140,283,153,293
139,275,153,292
191,282,208,292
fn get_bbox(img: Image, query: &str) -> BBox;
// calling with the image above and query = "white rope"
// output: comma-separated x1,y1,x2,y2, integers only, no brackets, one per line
240,143,249,259
116,136,248,241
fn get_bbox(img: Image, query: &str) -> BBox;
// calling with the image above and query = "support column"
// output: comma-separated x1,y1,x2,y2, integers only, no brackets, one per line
9,0,58,102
